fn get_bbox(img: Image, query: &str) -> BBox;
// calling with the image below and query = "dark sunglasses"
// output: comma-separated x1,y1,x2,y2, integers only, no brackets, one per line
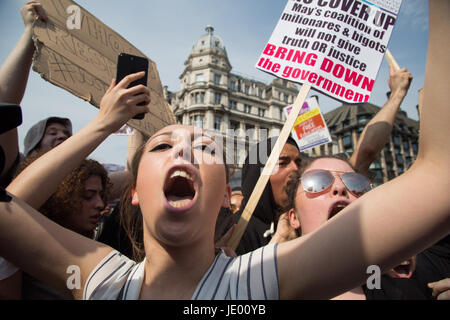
300,169,372,197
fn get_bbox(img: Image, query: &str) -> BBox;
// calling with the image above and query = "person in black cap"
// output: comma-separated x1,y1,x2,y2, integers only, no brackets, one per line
235,136,303,255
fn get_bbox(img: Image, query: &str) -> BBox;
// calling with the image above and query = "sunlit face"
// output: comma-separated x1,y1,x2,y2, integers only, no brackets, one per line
269,143,301,209
230,193,244,214
131,125,229,247
290,158,358,235
37,122,71,153
60,175,105,238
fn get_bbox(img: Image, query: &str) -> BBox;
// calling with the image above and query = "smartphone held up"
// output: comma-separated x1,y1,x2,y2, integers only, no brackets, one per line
116,53,149,120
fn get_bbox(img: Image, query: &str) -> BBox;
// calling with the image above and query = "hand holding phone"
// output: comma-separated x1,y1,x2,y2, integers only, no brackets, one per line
116,53,149,120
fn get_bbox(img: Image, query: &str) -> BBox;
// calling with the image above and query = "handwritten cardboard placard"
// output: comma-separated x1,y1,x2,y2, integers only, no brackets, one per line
31,0,175,136
256,0,402,104
283,97,331,151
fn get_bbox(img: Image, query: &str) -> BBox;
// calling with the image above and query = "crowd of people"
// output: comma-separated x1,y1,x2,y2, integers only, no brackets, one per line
0,1,448,300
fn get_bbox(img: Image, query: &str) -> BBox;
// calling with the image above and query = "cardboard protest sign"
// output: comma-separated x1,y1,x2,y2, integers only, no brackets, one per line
31,0,176,136
283,97,331,151
256,0,402,104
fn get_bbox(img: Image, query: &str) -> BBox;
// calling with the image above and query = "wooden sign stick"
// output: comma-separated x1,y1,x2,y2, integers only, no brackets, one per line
227,84,311,250
385,49,400,71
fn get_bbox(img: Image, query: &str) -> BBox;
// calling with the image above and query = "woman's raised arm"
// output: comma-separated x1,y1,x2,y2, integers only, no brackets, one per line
276,0,450,300
7,72,149,209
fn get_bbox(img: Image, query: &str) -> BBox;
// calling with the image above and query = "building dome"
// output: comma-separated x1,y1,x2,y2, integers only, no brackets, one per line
191,25,227,54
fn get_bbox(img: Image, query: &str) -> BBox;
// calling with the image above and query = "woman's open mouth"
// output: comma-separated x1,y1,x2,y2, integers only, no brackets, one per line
328,201,350,220
163,166,198,211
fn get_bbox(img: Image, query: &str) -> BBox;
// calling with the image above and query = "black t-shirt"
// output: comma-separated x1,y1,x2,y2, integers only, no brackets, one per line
364,235,450,300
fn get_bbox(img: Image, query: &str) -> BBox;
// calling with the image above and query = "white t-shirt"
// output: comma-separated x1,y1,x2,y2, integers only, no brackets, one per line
83,243,279,300
0,257,19,280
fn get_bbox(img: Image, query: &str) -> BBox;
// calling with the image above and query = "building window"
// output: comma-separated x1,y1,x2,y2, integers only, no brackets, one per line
412,142,418,155
214,74,221,85
284,94,289,103
369,161,382,169
229,81,236,91
258,88,263,98
405,156,412,168
396,154,404,164
329,125,336,134
245,85,250,95
191,115,204,129
195,92,205,104
244,104,251,113
214,93,222,105
358,115,370,125
246,124,255,139
374,169,383,180
342,135,352,147
214,116,222,131
229,120,239,131
402,139,409,151
394,136,401,146
229,100,237,110
258,108,265,117
195,73,204,82
343,120,350,129
344,147,353,154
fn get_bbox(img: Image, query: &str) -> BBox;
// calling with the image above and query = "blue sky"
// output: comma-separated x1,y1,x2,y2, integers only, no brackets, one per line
0,0,429,166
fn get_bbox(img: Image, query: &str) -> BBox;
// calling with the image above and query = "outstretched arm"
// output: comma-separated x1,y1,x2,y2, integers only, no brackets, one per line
277,0,450,299
0,73,149,299
350,65,412,175
0,1,47,182
7,73,150,209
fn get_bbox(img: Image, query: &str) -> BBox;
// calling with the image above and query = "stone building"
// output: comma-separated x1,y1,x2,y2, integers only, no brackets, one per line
166,26,299,187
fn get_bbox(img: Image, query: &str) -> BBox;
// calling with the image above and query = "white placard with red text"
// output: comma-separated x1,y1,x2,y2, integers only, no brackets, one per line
256,0,402,104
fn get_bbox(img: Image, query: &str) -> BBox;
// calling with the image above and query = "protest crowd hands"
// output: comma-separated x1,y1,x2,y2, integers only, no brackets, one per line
95,72,150,134
388,64,412,97
270,212,297,244
21,1,47,29
428,278,450,300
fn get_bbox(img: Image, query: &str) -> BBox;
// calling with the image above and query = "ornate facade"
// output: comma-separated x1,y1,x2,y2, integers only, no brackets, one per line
166,26,299,187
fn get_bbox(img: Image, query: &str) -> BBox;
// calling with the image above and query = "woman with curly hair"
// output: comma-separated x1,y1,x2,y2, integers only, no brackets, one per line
13,154,111,299
16,154,110,239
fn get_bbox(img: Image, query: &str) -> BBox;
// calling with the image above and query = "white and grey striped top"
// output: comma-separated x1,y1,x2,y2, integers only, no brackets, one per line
83,243,279,300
